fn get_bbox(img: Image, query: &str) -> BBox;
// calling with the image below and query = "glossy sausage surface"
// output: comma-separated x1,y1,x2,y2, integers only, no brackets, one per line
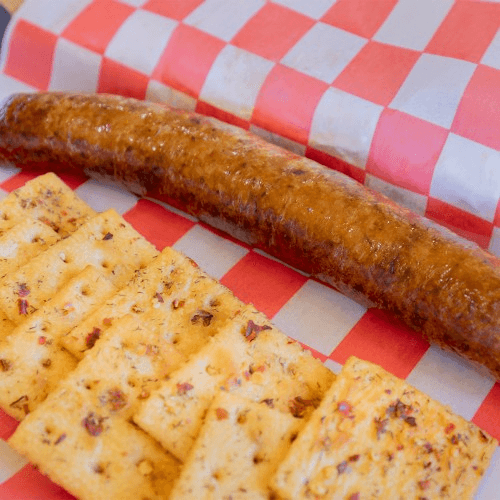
1,92,499,378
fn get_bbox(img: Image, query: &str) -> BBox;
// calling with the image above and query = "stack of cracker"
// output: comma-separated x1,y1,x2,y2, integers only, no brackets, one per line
0,173,496,499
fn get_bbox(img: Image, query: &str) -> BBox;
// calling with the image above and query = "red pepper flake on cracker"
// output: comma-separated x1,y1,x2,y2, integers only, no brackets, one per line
17,283,30,297
104,388,127,412
82,412,106,436
445,423,456,434
337,460,349,475
176,382,194,395
215,407,229,420
244,320,271,342
54,433,67,445
85,327,101,349
18,298,29,315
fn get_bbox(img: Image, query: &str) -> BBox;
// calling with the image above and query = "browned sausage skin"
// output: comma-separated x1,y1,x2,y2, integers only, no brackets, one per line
1,92,499,378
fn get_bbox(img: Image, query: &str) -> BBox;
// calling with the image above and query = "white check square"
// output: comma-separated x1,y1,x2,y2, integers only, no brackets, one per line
281,22,366,83
406,346,495,421
75,179,139,214
0,74,35,101
0,164,20,183
105,9,178,76
184,0,265,42
373,0,454,51
173,224,249,280
49,38,101,93
310,87,383,169
482,28,500,70
199,45,274,120
390,54,476,129
0,440,27,483
271,0,337,20
475,447,500,500
12,0,94,34
430,133,500,222
272,279,366,356
117,0,147,6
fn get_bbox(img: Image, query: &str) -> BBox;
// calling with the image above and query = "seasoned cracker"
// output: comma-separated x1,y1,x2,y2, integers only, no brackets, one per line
62,246,243,359
0,218,60,278
169,391,302,500
134,305,335,462
0,265,117,419
63,314,185,421
8,314,185,499
0,209,157,322
0,172,95,236
271,356,498,500
9,389,181,500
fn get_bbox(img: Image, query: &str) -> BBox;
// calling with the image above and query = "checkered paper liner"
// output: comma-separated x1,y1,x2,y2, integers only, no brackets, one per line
0,0,499,498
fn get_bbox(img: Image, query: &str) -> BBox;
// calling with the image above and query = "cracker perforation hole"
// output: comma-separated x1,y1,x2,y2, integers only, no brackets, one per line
59,252,69,263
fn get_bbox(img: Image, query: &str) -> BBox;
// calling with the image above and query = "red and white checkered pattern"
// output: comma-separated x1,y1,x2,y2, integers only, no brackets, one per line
0,1,500,497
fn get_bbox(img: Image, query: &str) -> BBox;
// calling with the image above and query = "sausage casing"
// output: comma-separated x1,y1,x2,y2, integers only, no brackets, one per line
1,92,499,377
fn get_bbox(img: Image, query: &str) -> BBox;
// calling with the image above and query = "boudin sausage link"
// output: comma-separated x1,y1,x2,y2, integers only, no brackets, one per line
1,92,499,378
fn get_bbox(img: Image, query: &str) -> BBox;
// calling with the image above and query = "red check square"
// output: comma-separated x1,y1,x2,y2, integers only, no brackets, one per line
62,0,135,55
1,168,88,193
321,0,398,38
252,65,328,145
426,1,500,63
97,58,149,100
495,200,500,228
473,382,500,442
231,3,314,62
452,64,500,151
142,0,204,20
333,41,420,106
330,308,429,380
366,109,448,196
123,199,195,250
220,250,307,319
0,409,18,440
0,170,45,192
3,20,57,90
425,197,493,249
0,464,75,500
152,24,225,98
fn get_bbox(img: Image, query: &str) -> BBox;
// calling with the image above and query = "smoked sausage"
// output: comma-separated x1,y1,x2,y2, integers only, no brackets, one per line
0,92,499,378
